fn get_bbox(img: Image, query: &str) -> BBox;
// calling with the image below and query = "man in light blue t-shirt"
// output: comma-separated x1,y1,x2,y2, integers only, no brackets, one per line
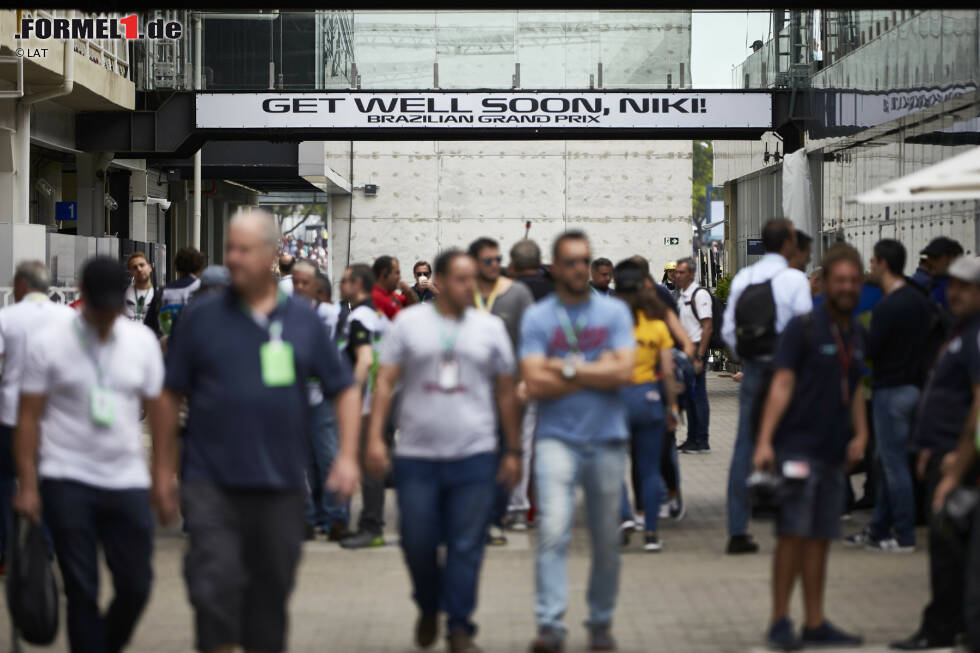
519,231,636,653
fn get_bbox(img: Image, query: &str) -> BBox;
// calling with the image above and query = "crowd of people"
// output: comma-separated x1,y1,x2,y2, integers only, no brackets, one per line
0,207,978,653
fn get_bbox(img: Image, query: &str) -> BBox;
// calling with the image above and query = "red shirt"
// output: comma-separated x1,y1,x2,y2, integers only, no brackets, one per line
372,285,407,320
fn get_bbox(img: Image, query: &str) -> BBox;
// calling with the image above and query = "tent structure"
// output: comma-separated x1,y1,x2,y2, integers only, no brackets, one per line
853,145,980,203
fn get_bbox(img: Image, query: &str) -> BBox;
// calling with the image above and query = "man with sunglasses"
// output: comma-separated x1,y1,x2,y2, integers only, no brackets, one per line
469,237,535,545
412,261,439,303
520,231,636,653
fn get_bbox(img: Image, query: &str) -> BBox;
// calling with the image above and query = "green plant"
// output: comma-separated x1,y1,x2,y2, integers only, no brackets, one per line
714,274,734,302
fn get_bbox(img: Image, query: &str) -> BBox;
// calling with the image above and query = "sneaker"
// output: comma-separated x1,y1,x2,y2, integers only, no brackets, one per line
588,624,617,651
416,611,438,649
766,617,802,651
529,626,564,653
487,526,508,546
668,496,686,521
448,627,482,653
843,530,872,547
339,531,385,549
326,521,352,542
506,511,529,532
619,520,633,547
659,503,670,519
633,513,645,532
678,440,698,454
643,533,663,552
866,538,915,553
726,534,759,554
694,442,711,454
889,629,954,650
800,621,863,647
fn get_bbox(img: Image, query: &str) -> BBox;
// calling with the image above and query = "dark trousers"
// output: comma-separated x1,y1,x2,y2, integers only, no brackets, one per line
0,424,13,556
395,453,496,635
41,479,153,653
967,499,980,652
357,419,386,534
919,455,965,642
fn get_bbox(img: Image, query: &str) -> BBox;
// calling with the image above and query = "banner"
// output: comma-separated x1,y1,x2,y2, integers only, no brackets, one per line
195,91,773,130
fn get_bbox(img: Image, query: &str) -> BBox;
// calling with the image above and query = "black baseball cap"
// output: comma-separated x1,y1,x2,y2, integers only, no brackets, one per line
920,236,963,258
81,257,129,311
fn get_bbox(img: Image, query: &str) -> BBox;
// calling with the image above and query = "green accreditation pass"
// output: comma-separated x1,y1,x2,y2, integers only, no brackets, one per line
260,320,296,387
90,386,115,427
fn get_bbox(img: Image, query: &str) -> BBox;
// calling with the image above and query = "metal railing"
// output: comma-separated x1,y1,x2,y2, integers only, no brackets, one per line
0,287,80,308
22,9,130,78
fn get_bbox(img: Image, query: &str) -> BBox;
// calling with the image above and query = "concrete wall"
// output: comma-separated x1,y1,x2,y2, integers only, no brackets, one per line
333,139,693,272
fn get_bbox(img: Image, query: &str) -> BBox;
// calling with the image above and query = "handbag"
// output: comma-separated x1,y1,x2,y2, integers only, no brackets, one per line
6,513,60,645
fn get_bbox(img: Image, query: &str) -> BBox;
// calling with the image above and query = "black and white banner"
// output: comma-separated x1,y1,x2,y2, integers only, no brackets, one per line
195,91,772,130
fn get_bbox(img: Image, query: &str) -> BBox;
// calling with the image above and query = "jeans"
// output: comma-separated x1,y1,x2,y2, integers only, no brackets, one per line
535,437,627,636
690,351,711,446
726,361,767,537
41,479,153,653
621,384,665,533
869,385,920,546
0,423,13,556
395,453,496,635
305,401,349,529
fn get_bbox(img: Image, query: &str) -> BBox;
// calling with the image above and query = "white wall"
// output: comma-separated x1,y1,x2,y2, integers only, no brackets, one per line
341,139,693,269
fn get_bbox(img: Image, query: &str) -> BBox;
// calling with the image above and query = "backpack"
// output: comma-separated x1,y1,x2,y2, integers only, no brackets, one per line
734,271,790,361
690,286,727,351
6,514,59,645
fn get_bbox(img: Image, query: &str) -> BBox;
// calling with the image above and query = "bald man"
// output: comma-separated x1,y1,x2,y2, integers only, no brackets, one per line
279,254,296,296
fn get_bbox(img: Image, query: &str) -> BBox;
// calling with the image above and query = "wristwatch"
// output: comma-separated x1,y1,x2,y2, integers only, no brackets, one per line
562,360,577,380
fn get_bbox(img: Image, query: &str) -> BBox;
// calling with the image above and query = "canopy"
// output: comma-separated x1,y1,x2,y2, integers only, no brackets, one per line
853,145,980,203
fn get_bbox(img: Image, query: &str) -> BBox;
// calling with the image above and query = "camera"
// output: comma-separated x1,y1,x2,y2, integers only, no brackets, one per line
747,470,784,520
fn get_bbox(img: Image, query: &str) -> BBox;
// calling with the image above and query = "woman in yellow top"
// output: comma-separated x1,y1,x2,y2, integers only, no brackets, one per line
613,260,679,552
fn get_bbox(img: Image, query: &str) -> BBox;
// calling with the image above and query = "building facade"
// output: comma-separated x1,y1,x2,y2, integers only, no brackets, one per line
715,9,980,274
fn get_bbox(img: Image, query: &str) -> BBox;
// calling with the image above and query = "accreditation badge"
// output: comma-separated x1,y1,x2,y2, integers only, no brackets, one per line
260,340,297,387
90,386,116,427
438,358,460,391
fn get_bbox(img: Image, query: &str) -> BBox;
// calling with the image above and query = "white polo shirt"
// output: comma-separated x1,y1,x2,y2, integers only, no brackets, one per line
0,294,76,427
677,282,713,344
20,314,164,490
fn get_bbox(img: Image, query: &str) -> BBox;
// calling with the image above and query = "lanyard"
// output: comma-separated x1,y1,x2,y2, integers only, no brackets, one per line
134,288,151,321
556,304,589,354
434,304,461,359
240,289,289,338
829,321,855,406
474,278,501,313
72,317,114,385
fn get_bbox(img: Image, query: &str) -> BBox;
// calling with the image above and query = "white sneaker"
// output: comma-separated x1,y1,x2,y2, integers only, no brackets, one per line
668,497,686,521
633,513,645,532
659,503,670,519
643,534,663,552
866,538,915,553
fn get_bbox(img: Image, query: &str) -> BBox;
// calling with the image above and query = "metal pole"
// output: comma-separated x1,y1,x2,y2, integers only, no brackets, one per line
192,13,202,250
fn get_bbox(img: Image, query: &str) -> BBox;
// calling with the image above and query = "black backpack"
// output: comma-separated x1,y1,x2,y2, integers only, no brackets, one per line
6,514,59,645
734,273,785,361
749,313,817,443
690,286,727,351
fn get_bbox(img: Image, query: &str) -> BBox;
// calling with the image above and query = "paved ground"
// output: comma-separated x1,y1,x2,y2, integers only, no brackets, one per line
4,374,942,652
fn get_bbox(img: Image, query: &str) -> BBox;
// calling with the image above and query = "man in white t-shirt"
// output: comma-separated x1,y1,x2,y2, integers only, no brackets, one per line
0,261,75,571
365,249,521,653
12,257,168,653
674,256,714,454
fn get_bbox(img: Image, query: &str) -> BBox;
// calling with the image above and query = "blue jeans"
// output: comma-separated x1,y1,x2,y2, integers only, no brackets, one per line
869,385,920,546
535,437,627,636
620,384,665,533
727,361,767,537
395,452,496,635
305,401,349,529
42,479,153,653
690,351,710,446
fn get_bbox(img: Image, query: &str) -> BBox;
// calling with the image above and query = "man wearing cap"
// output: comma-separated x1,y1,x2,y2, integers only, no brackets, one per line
912,237,964,309
892,255,980,651
12,256,168,653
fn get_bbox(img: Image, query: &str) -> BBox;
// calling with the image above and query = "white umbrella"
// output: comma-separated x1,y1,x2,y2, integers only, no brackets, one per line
852,145,980,204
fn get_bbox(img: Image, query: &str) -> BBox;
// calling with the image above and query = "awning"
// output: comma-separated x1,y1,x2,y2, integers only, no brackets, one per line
852,145,980,203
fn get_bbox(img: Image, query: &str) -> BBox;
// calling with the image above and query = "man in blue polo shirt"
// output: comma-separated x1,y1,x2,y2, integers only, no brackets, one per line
520,231,636,653
753,243,869,651
157,208,361,653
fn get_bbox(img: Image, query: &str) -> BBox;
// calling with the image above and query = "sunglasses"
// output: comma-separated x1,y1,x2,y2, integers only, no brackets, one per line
414,270,430,277
482,256,503,265
561,256,592,268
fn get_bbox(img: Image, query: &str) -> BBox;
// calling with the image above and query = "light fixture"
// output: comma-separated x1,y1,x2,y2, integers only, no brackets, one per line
104,193,118,210
34,178,54,197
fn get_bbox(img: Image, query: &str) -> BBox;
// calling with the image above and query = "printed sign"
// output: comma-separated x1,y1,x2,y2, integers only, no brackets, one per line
664,237,681,245
55,201,78,221
195,91,773,130
746,238,765,255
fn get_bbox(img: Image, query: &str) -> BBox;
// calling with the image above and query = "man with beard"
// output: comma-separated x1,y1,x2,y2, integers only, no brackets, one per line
753,243,869,650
